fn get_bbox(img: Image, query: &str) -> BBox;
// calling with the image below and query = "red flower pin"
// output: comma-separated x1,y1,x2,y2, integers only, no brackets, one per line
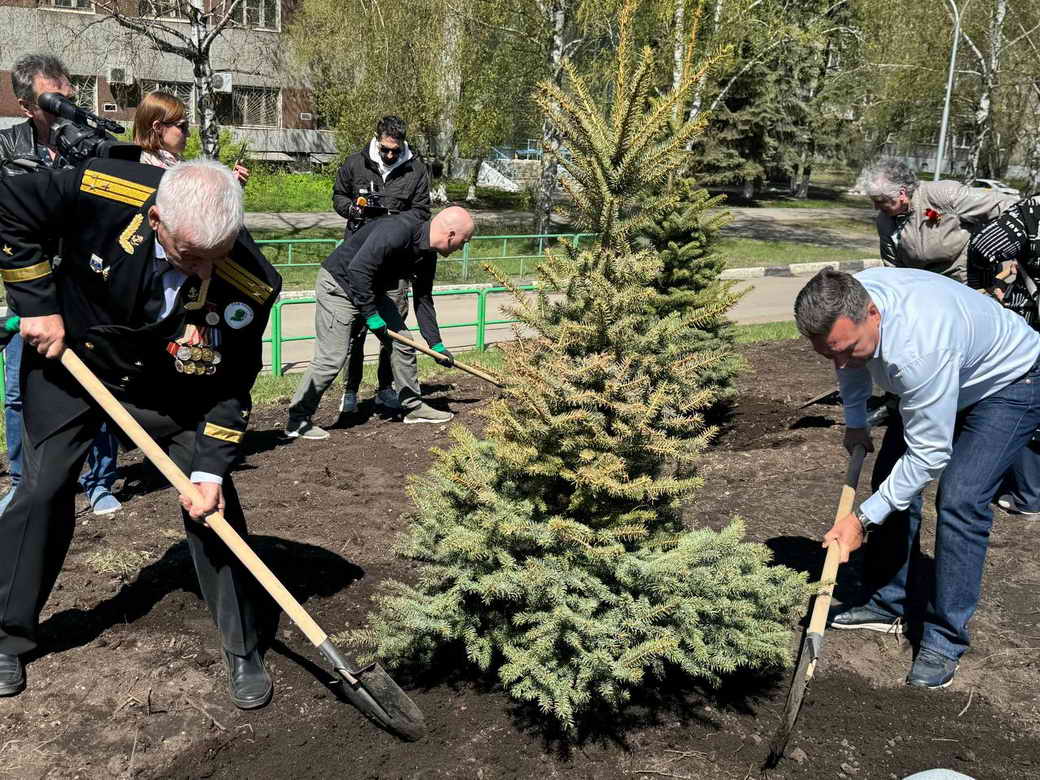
924,208,942,223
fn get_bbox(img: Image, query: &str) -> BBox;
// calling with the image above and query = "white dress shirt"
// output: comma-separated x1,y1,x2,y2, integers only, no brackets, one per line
838,267,1040,526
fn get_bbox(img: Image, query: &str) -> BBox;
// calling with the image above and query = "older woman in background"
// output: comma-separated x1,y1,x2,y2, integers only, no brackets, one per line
861,158,1014,282
133,91,249,184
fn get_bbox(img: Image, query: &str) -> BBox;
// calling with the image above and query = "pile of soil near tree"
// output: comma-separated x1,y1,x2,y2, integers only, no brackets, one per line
2,340,1039,779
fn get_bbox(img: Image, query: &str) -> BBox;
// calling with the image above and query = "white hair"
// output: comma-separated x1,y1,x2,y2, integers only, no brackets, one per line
857,158,918,201
155,158,243,249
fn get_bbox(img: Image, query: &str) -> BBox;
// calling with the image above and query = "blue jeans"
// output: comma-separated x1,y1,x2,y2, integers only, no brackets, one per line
1,334,119,512
864,360,1040,661
0,334,23,513
79,423,120,499
1001,439,1040,511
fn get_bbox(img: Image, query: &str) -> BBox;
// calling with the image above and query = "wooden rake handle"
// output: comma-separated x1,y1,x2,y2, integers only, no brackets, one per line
806,444,868,635
60,348,330,648
384,328,504,388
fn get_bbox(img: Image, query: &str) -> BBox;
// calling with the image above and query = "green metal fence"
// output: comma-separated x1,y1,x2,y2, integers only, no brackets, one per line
264,285,536,377
255,232,595,283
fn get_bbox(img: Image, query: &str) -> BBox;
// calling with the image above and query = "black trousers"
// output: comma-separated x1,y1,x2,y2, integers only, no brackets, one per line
0,403,261,656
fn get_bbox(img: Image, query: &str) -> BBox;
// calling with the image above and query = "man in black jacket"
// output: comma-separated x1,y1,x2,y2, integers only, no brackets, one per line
0,53,124,517
285,207,474,438
332,116,431,417
0,158,281,710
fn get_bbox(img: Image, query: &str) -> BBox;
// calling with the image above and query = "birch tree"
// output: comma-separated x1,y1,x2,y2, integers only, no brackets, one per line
87,0,247,159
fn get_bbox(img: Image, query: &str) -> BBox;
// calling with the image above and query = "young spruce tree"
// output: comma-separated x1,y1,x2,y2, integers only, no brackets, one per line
345,0,807,731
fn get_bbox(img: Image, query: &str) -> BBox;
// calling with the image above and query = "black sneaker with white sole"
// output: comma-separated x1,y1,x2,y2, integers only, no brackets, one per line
828,605,904,634
906,648,958,689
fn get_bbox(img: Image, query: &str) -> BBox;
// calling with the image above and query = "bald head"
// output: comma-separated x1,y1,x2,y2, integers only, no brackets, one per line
429,206,474,257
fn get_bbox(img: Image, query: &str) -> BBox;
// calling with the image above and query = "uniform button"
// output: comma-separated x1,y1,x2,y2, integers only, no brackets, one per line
134,360,143,367
85,342,94,350
120,376,129,383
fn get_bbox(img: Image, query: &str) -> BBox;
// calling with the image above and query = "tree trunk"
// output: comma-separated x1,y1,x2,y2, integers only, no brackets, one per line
535,0,567,235
191,9,219,160
687,0,723,126
741,179,754,200
433,4,464,178
964,0,1006,181
467,155,484,201
671,0,685,120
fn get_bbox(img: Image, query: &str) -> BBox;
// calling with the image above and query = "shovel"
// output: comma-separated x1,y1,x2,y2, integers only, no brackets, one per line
384,328,504,388
765,443,868,767
35,326,426,740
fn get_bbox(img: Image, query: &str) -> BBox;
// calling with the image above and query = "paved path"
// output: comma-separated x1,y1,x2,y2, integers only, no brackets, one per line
261,275,807,373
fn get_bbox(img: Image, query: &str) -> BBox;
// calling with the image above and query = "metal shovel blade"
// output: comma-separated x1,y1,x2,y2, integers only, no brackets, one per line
319,640,427,741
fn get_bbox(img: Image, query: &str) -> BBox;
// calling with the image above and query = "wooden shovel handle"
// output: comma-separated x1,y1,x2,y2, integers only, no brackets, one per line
806,444,868,635
60,348,329,648
384,329,504,387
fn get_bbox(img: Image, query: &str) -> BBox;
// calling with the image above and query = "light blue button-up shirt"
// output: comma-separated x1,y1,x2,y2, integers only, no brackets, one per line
838,268,1040,526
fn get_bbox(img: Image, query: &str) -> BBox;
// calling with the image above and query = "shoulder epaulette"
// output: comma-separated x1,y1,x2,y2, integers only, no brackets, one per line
215,257,275,305
81,169,156,208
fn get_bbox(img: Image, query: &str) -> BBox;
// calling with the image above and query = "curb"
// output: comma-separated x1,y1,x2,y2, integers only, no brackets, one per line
720,257,882,280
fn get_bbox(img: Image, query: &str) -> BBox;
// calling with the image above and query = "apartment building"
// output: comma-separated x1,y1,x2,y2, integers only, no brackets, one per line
0,0,337,165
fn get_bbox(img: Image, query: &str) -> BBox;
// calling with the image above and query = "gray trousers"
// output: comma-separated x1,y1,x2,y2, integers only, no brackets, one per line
288,268,421,421
343,276,410,393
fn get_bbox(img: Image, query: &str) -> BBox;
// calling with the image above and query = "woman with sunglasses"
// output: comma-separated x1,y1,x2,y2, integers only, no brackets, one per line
133,91,249,184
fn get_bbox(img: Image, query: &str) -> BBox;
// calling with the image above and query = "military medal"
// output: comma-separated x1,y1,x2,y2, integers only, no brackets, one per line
189,346,202,361
200,347,214,363
205,311,220,326
205,366,216,375
176,345,191,361
174,360,185,373
210,351,222,365
184,361,198,375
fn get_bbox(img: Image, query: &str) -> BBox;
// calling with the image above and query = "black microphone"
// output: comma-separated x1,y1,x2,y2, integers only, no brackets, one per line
37,92,124,134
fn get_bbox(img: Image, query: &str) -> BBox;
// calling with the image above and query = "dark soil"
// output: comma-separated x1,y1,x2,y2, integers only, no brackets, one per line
3,339,1040,779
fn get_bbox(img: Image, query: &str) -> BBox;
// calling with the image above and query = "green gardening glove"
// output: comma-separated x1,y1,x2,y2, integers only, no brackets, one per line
0,315,19,349
431,342,454,367
366,313,389,341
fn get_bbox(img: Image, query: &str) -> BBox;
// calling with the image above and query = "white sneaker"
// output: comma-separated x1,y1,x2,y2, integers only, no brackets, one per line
339,390,358,414
996,494,1040,516
403,403,454,425
374,388,401,410
285,419,330,440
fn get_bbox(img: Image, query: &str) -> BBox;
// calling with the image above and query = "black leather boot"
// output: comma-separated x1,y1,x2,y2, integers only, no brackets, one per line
0,653,25,696
223,648,272,710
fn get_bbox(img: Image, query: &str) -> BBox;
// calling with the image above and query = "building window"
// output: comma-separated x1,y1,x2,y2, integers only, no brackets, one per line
71,76,98,113
217,86,279,128
49,0,94,9
138,0,185,19
231,0,278,30
140,80,195,120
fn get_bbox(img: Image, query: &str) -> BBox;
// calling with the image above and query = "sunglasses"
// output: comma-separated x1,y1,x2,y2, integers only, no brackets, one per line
163,120,190,132
378,144,400,156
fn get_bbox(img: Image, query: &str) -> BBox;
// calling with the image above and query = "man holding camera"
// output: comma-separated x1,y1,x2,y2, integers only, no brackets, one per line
331,115,431,417
0,54,122,516
285,207,474,438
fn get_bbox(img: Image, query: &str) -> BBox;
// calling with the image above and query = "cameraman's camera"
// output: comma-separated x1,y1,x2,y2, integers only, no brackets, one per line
346,184,392,233
39,92,140,165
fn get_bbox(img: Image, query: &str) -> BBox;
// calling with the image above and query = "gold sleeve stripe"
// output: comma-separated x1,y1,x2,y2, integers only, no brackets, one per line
203,423,244,444
214,258,274,305
1,260,51,283
81,171,156,208
118,213,145,253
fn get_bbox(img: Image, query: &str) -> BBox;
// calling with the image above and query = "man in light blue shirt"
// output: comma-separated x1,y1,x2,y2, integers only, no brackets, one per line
794,267,1040,688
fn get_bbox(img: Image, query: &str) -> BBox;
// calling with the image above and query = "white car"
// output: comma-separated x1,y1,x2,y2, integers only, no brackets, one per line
971,178,1021,198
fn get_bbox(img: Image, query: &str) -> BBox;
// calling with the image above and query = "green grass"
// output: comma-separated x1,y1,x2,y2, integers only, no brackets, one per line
718,237,875,269
244,170,335,213
732,320,799,343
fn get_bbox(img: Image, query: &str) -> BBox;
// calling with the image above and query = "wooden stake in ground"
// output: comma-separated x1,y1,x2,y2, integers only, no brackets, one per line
765,444,867,767
58,346,426,741
384,328,504,387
